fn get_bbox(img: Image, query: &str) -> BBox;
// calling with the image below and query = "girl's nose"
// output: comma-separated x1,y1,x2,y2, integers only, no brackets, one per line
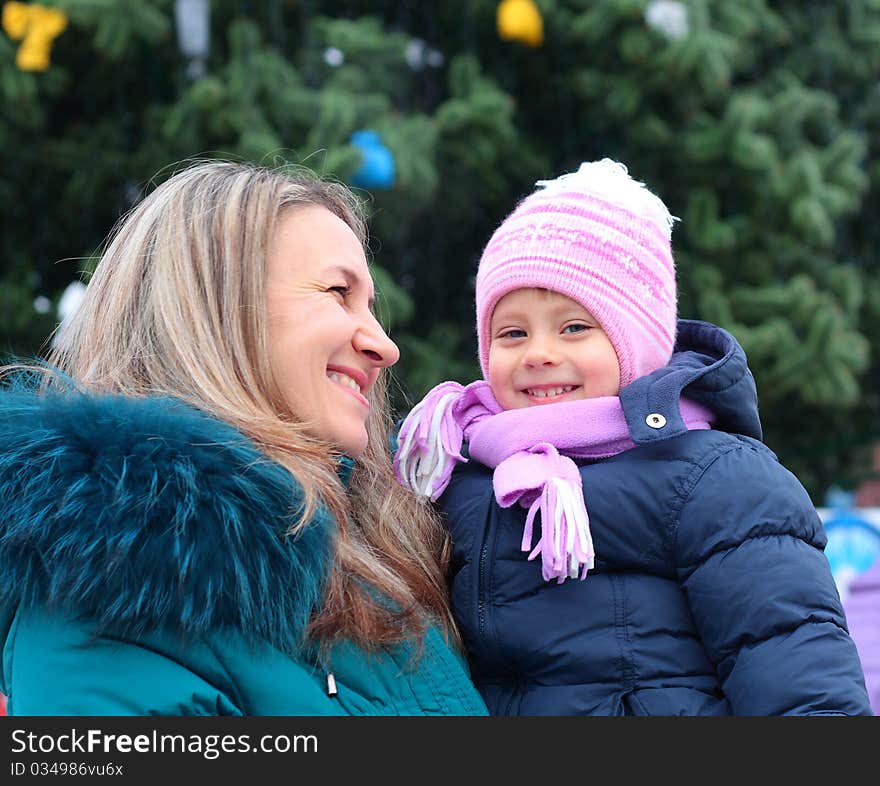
523,337,559,368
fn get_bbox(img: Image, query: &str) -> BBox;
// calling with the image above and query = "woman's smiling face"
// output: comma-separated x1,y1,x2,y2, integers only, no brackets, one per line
265,205,399,457
488,287,621,410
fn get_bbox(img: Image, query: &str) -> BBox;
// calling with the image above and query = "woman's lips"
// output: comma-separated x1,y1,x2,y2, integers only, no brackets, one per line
327,366,370,408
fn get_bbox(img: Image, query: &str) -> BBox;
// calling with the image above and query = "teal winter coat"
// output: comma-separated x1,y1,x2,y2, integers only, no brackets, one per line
0,388,488,716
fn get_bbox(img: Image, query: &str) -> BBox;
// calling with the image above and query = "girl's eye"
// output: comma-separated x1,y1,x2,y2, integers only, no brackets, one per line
563,323,589,334
499,328,527,340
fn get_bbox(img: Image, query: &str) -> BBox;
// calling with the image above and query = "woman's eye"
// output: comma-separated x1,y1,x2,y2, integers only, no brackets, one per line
563,323,589,334
329,285,350,299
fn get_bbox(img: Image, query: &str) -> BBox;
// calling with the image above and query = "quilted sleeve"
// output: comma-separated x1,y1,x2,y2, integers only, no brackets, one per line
675,438,872,716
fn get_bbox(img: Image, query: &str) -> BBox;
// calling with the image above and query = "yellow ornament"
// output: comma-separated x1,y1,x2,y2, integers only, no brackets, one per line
2,2,29,37
497,0,544,48
2,1,67,72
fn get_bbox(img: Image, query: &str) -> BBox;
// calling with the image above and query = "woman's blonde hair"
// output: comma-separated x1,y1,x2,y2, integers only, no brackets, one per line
45,159,456,649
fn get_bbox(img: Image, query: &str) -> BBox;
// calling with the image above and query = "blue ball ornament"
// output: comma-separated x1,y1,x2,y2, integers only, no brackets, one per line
349,130,396,189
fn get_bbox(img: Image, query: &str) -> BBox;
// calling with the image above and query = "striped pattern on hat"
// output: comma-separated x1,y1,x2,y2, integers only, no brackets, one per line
475,159,678,389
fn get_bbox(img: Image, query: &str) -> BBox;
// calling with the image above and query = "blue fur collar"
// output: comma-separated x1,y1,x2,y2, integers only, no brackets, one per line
0,388,333,652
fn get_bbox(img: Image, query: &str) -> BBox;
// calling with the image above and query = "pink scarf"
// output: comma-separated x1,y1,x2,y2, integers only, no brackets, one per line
394,380,713,583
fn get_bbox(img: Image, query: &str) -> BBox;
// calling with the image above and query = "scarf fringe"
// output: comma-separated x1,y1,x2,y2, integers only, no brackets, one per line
393,382,467,500
521,467,595,583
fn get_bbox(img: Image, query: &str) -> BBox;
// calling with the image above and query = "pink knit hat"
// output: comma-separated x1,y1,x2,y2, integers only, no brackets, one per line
475,159,678,389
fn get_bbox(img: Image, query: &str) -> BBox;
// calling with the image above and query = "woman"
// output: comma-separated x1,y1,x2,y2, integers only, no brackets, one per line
0,160,488,716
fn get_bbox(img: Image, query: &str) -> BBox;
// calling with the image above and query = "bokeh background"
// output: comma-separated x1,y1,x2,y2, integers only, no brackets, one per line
3,0,880,506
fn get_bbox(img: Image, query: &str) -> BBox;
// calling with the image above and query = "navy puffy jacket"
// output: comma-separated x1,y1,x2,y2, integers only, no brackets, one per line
439,320,872,715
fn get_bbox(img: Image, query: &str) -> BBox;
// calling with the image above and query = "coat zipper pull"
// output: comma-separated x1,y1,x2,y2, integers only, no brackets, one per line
326,672,338,697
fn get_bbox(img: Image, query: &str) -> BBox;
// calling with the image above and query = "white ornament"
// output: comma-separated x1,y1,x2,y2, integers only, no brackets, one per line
406,38,444,70
425,48,444,68
323,47,344,67
644,0,689,41
57,281,86,323
174,0,210,79
405,39,425,70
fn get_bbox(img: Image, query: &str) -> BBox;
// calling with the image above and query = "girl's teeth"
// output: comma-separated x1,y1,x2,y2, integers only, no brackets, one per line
328,371,360,392
526,385,574,398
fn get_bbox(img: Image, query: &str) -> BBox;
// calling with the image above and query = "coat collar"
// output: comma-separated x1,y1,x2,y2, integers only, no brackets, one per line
620,319,763,444
0,388,333,653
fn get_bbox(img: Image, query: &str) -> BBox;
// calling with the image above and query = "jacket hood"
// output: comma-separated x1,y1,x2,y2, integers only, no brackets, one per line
0,386,333,653
620,319,762,444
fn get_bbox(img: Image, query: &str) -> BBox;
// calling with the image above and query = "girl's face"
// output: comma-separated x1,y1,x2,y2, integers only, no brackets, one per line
265,205,399,457
488,288,620,410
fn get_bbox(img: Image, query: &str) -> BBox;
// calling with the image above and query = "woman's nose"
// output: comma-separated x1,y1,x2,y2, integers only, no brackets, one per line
355,313,400,368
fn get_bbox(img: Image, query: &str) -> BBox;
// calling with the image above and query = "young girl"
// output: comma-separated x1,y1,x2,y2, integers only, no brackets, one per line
394,159,871,716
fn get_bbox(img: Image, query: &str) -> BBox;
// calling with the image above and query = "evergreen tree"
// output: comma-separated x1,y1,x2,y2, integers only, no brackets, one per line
2,0,879,500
